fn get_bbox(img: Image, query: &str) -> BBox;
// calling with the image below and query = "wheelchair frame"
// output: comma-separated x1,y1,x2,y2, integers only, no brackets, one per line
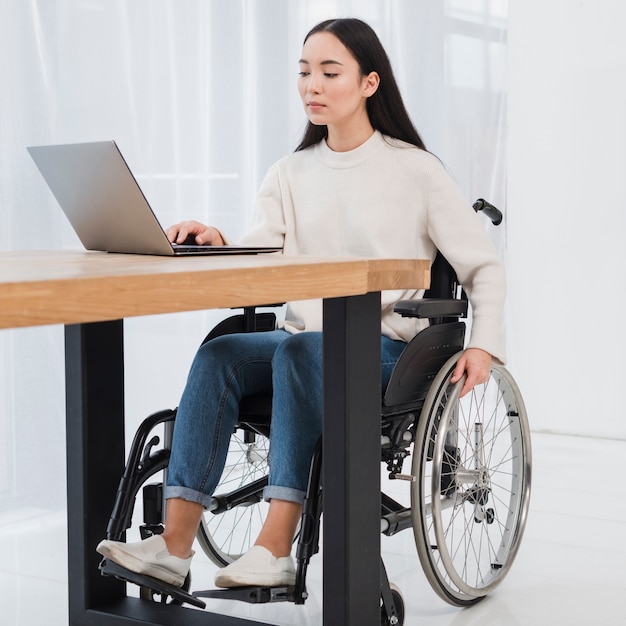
99,199,531,624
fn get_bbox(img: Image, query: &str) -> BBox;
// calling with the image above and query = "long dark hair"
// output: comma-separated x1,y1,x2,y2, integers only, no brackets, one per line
296,18,426,152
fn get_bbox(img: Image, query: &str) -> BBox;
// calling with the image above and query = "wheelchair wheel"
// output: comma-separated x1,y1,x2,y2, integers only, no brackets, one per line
411,353,531,606
196,427,270,566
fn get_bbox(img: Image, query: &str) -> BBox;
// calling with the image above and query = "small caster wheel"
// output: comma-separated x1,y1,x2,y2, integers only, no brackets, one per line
381,582,405,625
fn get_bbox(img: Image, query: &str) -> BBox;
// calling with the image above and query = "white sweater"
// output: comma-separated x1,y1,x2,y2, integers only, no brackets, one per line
237,131,506,363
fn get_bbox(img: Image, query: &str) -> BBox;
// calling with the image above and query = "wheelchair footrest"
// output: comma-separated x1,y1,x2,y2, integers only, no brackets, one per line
99,558,206,609
193,585,294,604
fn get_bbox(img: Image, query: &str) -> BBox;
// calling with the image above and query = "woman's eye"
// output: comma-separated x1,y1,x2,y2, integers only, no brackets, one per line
297,70,337,78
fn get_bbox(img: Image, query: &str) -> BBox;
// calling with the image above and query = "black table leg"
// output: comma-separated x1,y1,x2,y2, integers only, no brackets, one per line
65,321,267,625
65,321,126,618
323,292,381,626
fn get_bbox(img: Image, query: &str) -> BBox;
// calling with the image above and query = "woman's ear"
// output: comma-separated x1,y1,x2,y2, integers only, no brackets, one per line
363,71,380,98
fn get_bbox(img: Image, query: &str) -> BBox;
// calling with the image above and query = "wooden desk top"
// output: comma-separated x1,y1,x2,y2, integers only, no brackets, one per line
0,250,430,329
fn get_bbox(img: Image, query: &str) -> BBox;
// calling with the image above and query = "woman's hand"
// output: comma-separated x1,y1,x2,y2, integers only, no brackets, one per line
165,220,225,246
450,348,493,397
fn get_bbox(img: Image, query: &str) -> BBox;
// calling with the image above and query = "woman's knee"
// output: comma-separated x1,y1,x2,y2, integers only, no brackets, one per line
272,332,323,397
196,333,249,363
272,332,322,366
183,332,281,402
193,330,283,372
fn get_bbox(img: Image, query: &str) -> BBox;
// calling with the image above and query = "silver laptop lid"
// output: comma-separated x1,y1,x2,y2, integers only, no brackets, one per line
28,141,176,255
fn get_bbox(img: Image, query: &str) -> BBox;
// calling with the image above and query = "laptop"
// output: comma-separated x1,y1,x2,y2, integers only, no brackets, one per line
27,141,282,256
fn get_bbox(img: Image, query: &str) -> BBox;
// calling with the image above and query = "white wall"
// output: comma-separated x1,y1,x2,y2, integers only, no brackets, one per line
507,1,626,439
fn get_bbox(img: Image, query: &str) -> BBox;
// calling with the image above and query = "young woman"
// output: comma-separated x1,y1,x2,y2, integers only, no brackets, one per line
97,17,506,589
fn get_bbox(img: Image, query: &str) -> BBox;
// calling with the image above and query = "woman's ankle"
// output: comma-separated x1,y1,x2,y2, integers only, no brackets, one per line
160,532,194,559
161,497,204,559
253,499,302,558
253,540,292,559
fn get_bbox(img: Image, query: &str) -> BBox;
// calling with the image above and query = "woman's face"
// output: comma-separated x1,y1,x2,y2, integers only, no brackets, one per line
298,32,378,134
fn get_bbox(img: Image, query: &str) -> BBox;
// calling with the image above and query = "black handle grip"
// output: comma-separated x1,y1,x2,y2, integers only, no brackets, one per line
473,198,503,225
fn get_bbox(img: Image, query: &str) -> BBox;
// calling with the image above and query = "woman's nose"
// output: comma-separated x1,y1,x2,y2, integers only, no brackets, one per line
307,73,322,94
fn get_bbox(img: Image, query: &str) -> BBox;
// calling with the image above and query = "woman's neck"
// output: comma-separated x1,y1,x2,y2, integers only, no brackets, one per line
326,116,375,152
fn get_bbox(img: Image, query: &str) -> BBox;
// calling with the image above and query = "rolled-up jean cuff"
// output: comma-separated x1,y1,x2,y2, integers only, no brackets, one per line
165,486,214,510
263,485,306,505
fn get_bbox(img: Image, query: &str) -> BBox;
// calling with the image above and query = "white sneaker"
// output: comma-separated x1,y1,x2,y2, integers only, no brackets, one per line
96,535,193,587
214,546,296,588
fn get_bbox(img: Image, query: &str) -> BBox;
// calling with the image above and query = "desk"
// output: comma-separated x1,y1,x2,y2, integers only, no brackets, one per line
0,250,429,625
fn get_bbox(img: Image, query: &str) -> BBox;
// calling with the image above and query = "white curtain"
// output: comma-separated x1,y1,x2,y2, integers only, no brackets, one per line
0,0,508,516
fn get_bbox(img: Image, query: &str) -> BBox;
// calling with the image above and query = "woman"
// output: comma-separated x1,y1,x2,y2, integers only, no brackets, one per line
97,17,505,589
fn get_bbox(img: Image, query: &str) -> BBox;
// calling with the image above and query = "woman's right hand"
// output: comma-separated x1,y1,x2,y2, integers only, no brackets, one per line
165,220,225,246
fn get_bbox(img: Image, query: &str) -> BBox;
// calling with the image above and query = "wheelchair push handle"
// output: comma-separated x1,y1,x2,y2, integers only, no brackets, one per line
473,198,503,226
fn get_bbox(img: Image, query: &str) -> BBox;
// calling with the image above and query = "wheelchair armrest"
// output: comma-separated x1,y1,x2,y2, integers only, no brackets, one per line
394,299,468,319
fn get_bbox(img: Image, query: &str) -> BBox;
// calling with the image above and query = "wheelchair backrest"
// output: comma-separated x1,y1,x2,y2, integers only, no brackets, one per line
423,251,460,301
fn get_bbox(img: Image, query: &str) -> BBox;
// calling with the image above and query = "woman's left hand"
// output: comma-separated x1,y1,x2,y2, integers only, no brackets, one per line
450,348,493,397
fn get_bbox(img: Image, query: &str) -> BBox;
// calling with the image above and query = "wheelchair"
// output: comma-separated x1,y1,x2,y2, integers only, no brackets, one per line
99,199,531,624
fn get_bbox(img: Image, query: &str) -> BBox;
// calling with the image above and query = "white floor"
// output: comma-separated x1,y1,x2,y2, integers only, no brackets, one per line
1,432,625,626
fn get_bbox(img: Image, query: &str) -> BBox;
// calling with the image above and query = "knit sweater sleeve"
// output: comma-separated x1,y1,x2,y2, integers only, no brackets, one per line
237,163,286,248
424,159,507,364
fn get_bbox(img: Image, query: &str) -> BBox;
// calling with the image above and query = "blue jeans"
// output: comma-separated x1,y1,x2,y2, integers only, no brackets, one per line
165,329,405,507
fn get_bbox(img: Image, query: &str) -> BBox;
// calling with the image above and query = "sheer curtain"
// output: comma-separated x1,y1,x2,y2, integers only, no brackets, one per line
0,0,507,517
